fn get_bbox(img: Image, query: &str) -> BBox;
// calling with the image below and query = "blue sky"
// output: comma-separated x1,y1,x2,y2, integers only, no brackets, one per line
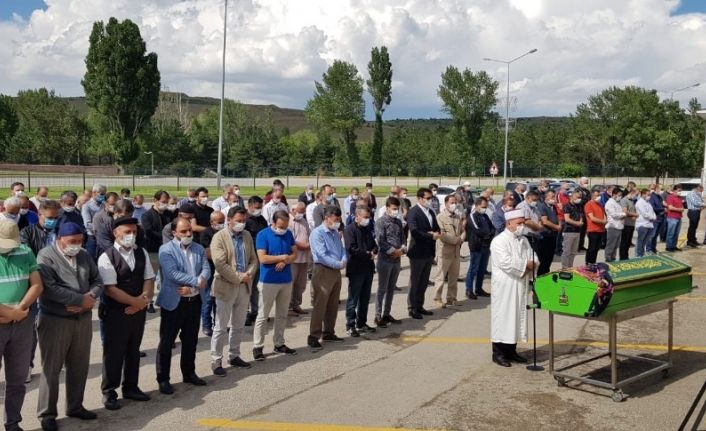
0,0,46,20
672,0,706,15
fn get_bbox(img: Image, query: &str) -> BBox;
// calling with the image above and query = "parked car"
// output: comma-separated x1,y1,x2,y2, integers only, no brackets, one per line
676,179,702,203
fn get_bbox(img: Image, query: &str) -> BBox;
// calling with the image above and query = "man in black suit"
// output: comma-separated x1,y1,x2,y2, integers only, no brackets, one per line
511,183,526,207
406,188,441,319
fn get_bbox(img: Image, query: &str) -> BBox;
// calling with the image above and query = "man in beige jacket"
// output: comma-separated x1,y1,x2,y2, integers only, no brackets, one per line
433,195,465,308
209,206,258,376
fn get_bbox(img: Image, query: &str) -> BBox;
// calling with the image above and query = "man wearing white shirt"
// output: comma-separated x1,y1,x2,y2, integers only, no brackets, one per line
30,186,49,212
343,188,360,224
263,188,288,225
604,188,625,262
211,184,234,213
306,192,321,229
635,188,657,257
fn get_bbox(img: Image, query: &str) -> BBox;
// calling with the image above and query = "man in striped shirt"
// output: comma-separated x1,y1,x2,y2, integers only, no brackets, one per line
0,220,43,431
685,185,705,248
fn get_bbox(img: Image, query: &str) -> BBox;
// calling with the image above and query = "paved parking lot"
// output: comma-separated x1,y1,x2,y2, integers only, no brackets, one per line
9,225,706,431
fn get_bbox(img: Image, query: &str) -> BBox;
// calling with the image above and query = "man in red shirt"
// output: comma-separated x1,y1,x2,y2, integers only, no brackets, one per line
665,185,685,252
555,184,570,255
584,190,607,265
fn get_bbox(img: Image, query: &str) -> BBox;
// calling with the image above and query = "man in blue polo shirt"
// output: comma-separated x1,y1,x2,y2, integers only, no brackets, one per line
253,210,298,361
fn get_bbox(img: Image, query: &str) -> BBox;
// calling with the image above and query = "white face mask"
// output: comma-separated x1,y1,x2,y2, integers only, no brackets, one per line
134,204,143,209
594,196,601,202
546,200,556,206
529,201,537,208
179,235,193,246
330,221,341,231
234,189,240,196
272,198,281,204
213,223,225,231
232,222,245,233
119,234,136,248
573,199,582,204
448,204,457,213
513,225,527,238
389,209,399,218
19,209,29,216
273,227,287,236
199,197,209,206
167,204,177,211
251,209,262,217
422,199,431,209
401,193,407,199
157,203,167,211
294,213,304,221
63,205,75,212
63,244,81,257
478,207,487,214
359,218,370,227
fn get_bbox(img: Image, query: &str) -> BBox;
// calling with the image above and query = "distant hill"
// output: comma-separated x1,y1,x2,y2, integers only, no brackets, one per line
62,94,570,141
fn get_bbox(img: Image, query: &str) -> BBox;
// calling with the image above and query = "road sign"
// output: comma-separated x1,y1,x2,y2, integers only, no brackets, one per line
489,162,499,176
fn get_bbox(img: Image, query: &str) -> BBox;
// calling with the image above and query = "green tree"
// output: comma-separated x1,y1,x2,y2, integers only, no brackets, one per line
305,60,365,174
367,46,393,176
437,66,498,168
82,17,161,165
0,95,18,160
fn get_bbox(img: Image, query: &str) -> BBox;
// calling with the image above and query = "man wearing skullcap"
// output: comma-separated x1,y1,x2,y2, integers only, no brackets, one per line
36,222,102,430
489,209,538,367
97,216,155,410
0,220,43,431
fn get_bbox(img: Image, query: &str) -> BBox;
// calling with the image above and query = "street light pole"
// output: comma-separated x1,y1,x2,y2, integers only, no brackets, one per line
144,152,154,176
484,48,538,186
216,0,228,189
696,110,706,189
669,82,700,101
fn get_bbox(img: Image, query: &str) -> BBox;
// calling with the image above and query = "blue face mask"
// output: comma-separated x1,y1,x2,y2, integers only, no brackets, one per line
326,195,335,203
96,194,106,204
44,218,58,230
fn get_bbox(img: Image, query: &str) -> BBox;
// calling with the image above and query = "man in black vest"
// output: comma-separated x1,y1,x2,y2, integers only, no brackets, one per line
97,216,156,411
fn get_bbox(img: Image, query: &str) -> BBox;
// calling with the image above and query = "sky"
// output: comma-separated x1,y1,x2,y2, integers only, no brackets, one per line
1,0,706,119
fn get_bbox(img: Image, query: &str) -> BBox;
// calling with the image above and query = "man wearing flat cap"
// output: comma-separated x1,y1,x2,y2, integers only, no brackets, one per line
97,216,155,410
0,220,43,431
489,209,538,368
36,222,102,430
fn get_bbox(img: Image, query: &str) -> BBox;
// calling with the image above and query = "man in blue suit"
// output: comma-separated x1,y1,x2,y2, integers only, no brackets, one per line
156,218,211,395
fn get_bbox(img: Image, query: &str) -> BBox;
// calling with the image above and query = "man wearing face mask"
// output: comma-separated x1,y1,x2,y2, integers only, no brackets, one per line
0,182,37,214
374,197,406,327
0,220,43,431
96,197,141,258
306,192,322,229
308,206,347,350
0,196,22,225
288,203,312,315
343,187,360,225
98,216,155,410
648,183,666,251
32,186,49,214
17,196,39,230
177,188,197,209
313,185,335,228
199,211,226,337
515,190,543,244
209,207,258,375
406,188,441,319
163,205,196,244
212,184,234,213
466,196,495,300
253,210,298,360
263,188,288,225
21,199,61,256
561,191,585,268
132,194,146,223
81,183,107,260
191,187,213,245
36,222,102,430
156,218,210,395
143,191,170,254
298,184,316,207
366,182,377,212
619,188,639,260
428,183,441,215
91,192,119,256
536,190,561,275
584,190,607,265
343,206,377,337
433,195,465,308
57,191,83,232
604,188,625,262
264,179,288,205
489,210,538,367
245,196,268,326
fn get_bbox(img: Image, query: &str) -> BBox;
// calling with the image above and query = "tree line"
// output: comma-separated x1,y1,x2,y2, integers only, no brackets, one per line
0,17,704,181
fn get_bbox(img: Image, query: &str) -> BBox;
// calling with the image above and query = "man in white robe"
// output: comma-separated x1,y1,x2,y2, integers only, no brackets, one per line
489,209,538,367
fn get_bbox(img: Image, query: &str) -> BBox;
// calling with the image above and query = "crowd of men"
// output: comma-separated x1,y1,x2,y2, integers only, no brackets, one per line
0,176,702,430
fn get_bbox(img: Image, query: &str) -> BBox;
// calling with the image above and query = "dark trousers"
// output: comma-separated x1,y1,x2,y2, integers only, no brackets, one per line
555,222,565,255
0,317,33,429
650,217,665,252
85,235,97,261
619,225,635,260
537,234,557,276
247,268,260,321
200,276,216,330
687,210,701,244
156,296,201,383
466,247,490,295
492,342,517,359
586,232,602,265
101,306,146,395
579,218,587,250
346,270,374,329
407,257,434,312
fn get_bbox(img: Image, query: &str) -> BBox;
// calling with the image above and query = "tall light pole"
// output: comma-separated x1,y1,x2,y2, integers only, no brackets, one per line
216,0,228,188
484,48,537,185
696,110,706,189
669,82,700,101
144,151,154,176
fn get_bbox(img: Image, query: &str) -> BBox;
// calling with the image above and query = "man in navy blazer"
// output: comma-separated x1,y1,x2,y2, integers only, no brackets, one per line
406,187,441,319
156,218,211,395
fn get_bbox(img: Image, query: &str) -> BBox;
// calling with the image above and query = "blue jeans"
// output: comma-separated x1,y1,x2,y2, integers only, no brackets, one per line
466,248,490,295
85,235,97,261
200,276,216,330
346,270,374,329
636,226,655,257
650,217,665,252
666,218,681,250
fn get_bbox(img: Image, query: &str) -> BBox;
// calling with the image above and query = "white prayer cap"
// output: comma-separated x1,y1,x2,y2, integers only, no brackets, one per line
463,181,471,186
504,209,524,221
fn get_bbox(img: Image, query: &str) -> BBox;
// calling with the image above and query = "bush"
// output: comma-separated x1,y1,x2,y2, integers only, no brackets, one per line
554,162,584,178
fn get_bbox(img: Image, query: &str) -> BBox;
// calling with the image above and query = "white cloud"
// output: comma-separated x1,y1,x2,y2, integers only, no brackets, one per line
0,0,705,118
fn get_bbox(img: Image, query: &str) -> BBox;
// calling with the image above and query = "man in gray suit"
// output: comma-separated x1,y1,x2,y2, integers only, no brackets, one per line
36,222,102,431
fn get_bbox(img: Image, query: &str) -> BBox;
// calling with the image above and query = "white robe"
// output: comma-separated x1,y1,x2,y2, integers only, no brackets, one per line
490,229,538,344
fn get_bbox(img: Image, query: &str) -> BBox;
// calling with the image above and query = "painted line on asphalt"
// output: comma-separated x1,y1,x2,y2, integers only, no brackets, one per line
197,419,447,431
677,295,706,301
400,337,706,353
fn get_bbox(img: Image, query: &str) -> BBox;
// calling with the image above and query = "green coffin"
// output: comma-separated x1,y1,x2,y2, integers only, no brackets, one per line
534,255,693,317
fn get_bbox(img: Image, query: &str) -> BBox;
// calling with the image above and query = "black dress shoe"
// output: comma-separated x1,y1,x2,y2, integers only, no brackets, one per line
147,302,156,313
41,418,58,431
476,291,491,297
374,317,388,328
408,311,423,319
139,351,147,358
158,381,174,395
492,355,512,367
103,393,122,410
383,315,402,324
419,308,433,316
123,388,151,401
67,407,98,420
466,292,478,300
183,374,207,386
230,356,254,367
322,334,344,343
508,352,528,363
